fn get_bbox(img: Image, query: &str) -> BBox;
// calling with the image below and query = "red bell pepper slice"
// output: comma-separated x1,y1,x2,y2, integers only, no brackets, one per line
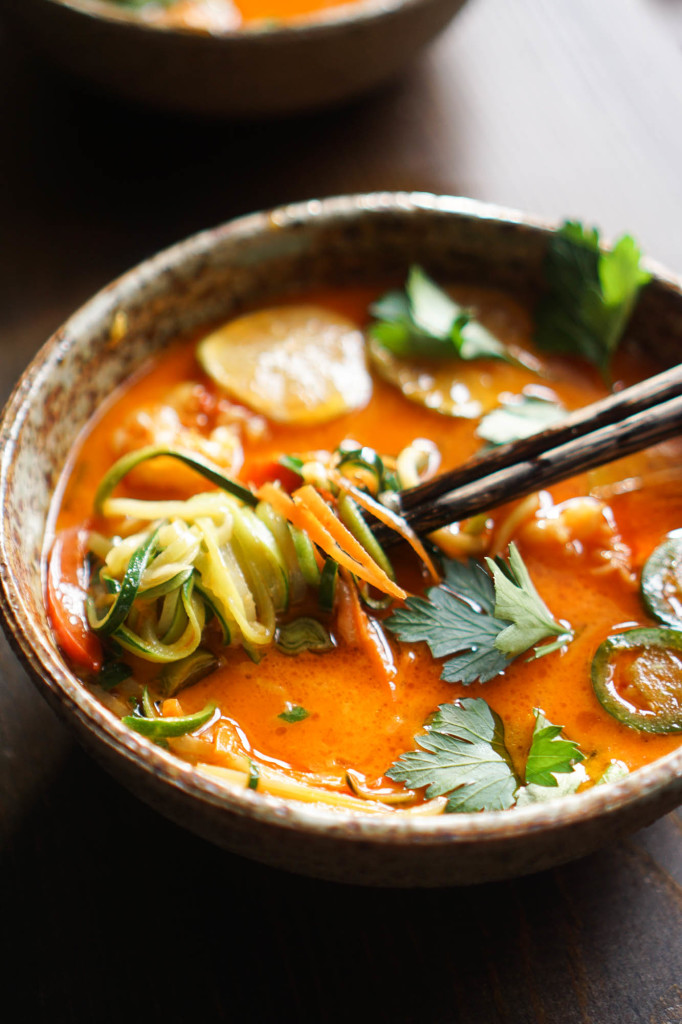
46,526,102,673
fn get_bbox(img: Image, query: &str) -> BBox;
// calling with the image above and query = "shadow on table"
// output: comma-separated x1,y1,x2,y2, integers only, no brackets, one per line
0,21,462,345
1,743,680,1024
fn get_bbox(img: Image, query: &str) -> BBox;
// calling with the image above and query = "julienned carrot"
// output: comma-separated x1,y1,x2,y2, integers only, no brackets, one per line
293,495,405,600
292,485,406,600
257,482,406,600
328,470,440,582
338,571,397,686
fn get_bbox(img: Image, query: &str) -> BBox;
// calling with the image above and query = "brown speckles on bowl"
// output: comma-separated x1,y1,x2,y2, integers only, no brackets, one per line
0,192,681,886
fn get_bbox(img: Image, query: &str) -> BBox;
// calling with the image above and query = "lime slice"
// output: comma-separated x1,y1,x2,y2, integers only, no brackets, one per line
198,305,372,425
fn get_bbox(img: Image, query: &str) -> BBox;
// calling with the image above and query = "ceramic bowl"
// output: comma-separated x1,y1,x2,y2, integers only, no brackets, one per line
1,192,681,887
4,0,468,117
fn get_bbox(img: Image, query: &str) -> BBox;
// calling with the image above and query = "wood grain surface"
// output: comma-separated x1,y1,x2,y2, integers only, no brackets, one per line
1,1,681,1021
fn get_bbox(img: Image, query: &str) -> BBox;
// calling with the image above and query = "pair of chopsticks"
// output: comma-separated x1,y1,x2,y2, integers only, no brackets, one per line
375,362,682,544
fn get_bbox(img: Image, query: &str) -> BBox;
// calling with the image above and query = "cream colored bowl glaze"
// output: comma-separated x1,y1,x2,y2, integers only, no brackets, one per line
4,0,468,117
1,193,681,886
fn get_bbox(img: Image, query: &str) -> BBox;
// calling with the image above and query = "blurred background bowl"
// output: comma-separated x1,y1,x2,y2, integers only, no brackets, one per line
1,192,681,887
2,0,469,117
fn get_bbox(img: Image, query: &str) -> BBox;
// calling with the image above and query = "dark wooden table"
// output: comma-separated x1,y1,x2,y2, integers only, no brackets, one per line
1,1,681,1020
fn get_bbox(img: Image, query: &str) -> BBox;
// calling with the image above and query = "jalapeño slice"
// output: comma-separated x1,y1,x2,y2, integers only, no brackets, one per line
641,531,682,628
591,627,682,734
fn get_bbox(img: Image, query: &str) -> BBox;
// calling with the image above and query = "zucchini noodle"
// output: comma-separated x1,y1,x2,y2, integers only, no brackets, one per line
69,442,449,814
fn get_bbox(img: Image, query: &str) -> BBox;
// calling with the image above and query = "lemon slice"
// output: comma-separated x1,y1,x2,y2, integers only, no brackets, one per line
198,305,372,425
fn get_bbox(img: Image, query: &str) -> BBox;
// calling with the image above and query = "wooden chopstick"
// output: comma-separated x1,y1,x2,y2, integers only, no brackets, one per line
374,363,682,544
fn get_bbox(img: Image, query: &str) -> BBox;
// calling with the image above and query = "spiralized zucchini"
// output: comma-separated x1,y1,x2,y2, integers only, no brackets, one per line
84,445,415,691
76,441,445,815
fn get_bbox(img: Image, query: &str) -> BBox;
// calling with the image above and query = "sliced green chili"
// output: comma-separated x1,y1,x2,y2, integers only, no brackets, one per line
591,627,682,733
641,531,682,628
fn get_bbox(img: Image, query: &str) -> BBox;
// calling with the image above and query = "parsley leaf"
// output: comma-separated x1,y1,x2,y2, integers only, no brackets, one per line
385,547,571,683
486,544,573,659
369,266,513,363
385,562,511,684
278,704,310,723
524,709,585,786
388,702,589,811
386,697,519,812
535,222,650,379
476,394,565,446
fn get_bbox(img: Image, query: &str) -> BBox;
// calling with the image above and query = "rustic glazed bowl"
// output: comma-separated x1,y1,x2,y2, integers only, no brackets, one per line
4,0,467,117
1,193,681,887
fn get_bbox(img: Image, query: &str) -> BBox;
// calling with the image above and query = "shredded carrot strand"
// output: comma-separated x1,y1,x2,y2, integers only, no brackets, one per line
293,485,406,599
257,482,406,600
257,482,376,589
328,471,440,582
338,571,397,687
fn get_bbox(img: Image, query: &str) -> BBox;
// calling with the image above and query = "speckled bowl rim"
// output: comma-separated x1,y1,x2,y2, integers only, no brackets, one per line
47,0,439,41
1,191,681,852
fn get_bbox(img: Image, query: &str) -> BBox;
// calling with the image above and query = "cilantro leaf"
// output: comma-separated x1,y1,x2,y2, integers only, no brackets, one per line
278,704,310,723
385,570,511,685
441,555,498,614
386,697,519,812
535,222,650,379
476,394,565,446
524,709,585,786
386,548,571,683
369,266,513,363
486,544,572,658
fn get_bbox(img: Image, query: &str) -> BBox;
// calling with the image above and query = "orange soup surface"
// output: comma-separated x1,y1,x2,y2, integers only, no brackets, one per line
50,285,682,811
123,0,362,32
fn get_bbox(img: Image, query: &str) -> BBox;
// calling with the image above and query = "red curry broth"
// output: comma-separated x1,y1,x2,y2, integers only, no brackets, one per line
53,285,682,791
145,0,362,31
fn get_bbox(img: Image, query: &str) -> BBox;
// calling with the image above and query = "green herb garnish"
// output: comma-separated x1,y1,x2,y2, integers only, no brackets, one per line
386,698,519,812
388,700,586,812
486,544,573,659
278,704,310,723
523,709,585,786
369,266,514,363
476,394,564,446
248,760,260,789
535,222,650,380
385,546,571,685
